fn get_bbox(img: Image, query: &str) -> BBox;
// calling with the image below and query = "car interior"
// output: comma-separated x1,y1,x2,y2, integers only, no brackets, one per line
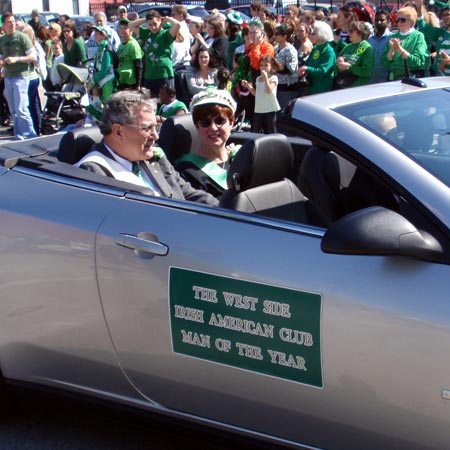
0,112,407,230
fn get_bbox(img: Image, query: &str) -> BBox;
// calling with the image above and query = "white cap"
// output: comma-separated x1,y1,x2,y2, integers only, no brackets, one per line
190,88,237,113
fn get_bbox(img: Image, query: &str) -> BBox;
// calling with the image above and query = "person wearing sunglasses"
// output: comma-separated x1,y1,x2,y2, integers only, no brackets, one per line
175,89,237,198
76,90,218,206
382,6,428,80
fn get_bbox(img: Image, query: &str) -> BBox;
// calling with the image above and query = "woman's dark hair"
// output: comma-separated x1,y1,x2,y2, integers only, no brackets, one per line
64,19,80,38
191,47,217,69
192,104,234,126
226,21,241,39
207,17,225,37
274,24,292,37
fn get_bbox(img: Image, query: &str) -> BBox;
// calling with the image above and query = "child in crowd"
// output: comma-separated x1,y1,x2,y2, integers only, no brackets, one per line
217,67,232,92
241,55,281,134
50,39,65,89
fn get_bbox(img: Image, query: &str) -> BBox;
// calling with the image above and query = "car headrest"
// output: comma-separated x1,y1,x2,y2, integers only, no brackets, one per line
57,126,103,164
227,134,293,192
158,114,200,164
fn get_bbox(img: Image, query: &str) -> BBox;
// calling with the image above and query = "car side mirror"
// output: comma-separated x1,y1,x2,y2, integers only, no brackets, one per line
321,206,443,263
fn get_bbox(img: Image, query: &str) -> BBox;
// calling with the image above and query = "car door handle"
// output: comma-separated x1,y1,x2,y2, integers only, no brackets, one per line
116,233,169,257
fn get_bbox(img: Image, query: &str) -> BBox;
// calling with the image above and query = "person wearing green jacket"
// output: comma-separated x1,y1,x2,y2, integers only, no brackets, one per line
298,21,336,95
382,6,428,80
335,21,375,88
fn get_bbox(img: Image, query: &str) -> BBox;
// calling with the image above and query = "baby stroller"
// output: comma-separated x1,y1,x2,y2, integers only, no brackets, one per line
40,63,89,135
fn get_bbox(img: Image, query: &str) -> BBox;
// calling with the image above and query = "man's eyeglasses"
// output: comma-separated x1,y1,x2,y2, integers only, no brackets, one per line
63,29,72,33
197,117,228,128
125,123,159,134
397,17,408,23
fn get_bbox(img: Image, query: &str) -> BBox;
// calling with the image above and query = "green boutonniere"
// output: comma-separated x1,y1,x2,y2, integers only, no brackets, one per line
152,146,165,161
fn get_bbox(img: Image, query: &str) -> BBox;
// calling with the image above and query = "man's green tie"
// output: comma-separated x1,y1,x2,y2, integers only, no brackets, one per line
132,161,151,188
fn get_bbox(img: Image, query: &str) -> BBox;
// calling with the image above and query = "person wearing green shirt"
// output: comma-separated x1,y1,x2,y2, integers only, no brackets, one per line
298,21,336,96
415,0,450,76
86,26,117,121
335,21,374,88
117,18,143,90
62,19,87,68
0,12,37,140
156,84,188,125
130,11,181,97
382,6,428,80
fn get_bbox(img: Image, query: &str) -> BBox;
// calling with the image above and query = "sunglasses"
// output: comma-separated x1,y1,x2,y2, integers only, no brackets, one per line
198,117,228,128
397,17,408,23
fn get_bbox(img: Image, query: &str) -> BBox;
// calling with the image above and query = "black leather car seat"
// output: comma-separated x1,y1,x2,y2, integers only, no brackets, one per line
57,126,103,164
299,146,398,222
158,113,200,164
220,134,330,227
298,146,357,222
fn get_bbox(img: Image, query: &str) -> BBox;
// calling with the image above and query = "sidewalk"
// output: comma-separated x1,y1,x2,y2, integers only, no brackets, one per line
0,124,14,143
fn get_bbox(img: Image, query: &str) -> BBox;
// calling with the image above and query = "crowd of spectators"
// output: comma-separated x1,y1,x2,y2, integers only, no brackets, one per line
0,0,449,140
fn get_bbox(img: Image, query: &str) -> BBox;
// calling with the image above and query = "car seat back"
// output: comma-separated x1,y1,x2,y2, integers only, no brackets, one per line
220,135,329,227
298,146,357,222
158,113,200,164
57,126,103,164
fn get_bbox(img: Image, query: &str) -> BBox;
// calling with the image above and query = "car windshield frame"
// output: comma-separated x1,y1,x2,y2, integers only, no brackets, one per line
334,88,450,189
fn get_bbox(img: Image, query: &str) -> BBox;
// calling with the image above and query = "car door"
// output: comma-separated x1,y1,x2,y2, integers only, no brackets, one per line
0,169,141,400
96,192,450,450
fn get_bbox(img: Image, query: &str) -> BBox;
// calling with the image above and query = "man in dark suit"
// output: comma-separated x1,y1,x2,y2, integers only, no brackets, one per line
76,90,218,205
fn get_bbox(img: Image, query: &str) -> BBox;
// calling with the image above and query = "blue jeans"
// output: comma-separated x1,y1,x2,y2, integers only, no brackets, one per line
3,75,37,140
28,77,41,136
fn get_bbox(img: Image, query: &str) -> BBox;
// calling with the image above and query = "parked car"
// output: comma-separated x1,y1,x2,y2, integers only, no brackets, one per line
40,11,60,24
14,13,49,27
137,5,208,20
0,77,449,450
70,15,95,34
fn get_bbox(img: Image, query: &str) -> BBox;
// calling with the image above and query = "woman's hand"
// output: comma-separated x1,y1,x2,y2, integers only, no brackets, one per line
298,65,307,77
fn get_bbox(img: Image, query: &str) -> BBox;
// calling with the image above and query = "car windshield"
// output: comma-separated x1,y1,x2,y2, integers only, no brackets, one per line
335,89,450,188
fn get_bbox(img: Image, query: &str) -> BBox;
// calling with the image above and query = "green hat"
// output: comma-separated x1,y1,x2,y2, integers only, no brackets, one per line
119,18,130,25
248,18,263,28
227,11,243,25
92,25,108,35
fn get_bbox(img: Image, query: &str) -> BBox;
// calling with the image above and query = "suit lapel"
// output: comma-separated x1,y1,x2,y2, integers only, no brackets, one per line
142,160,171,197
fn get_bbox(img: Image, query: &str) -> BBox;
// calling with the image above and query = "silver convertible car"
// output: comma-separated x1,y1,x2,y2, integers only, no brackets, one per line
0,78,449,450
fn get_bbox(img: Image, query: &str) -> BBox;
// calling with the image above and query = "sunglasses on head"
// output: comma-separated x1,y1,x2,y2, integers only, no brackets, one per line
198,117,227,128
397,17,408,23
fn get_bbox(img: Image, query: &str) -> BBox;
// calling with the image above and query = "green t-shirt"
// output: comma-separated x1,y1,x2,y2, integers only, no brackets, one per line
0,31,34,77
117,37,143,86
157,100,187,118
140,26,175,80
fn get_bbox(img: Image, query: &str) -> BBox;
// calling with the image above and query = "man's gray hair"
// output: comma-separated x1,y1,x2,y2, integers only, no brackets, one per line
94,11,107,20
99,90,156,135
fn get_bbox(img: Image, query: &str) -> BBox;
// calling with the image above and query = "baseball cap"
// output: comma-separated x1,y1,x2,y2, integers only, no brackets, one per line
190,88,237,113
119,18,131,25
92,25,108,35
117,5,127,12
